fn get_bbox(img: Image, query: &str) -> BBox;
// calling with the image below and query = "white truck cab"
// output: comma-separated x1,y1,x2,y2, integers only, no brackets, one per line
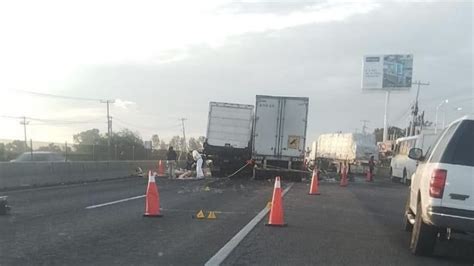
404,115,474,256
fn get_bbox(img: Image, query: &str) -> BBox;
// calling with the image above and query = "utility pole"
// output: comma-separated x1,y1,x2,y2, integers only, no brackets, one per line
20,116,29,151
410,81,429,136
360,120,370,135
100,99,115,159
180,118,187,154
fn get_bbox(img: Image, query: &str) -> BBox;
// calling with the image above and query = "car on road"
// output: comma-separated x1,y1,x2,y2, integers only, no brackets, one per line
10,151,66,162
404,115,474,256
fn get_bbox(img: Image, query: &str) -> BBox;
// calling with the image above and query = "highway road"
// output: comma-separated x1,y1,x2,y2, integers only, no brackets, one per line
1,175,473,265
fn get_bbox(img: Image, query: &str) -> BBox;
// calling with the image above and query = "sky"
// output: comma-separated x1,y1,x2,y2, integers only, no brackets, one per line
0,0,472,145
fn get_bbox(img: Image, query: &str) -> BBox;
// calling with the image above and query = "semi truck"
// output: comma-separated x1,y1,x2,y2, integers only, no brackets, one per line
311,132,378,174
251,95,310,181
203,102,254,176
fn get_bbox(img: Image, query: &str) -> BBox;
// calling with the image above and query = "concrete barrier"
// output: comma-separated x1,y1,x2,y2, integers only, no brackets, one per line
0,160,184,190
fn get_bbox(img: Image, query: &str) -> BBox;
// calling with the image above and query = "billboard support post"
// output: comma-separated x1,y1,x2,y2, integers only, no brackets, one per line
383,90,390,142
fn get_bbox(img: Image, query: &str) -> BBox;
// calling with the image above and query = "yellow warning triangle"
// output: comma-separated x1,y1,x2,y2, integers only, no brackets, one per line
207,211,217,219
196,210,205,219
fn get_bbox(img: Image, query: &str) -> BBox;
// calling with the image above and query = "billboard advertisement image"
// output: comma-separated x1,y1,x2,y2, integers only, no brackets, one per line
362,54,413,90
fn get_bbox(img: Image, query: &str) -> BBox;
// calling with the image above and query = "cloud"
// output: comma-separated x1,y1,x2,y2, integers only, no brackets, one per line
0,0,380,91
114,99,136,109
0,1,471,143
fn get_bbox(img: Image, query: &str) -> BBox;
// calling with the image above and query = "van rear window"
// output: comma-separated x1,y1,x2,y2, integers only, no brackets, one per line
441,120,474,167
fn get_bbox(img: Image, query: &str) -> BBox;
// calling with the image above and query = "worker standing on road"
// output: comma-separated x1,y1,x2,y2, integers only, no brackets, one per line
368,155,375,182
192,150,204,179
166,146,178,178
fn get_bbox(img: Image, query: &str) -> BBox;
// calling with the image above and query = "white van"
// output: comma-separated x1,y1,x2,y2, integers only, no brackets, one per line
390,133,437,185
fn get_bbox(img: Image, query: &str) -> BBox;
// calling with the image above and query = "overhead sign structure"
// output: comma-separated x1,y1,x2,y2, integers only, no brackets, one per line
362,54,413,90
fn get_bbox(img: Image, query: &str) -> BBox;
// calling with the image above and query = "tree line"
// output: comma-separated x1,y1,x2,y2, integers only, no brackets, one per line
0,128,205,161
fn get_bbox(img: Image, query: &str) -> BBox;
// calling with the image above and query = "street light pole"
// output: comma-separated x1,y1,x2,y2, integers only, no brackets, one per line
442,107,447,129
435,99,448,134
383,90,390,142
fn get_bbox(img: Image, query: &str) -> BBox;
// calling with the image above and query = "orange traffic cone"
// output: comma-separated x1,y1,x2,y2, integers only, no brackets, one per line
266,176,286,227
308,168,320,195
144,171,162,217
157,160,166,177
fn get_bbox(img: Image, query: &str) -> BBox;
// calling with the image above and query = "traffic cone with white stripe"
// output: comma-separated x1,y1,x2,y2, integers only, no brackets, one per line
266,176,287,227
308,168,320,195
157,160,166,177
144,171,162,217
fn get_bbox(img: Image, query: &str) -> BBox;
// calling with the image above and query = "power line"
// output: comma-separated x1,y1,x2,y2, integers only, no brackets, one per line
114,117,181,131
29,120,104,126
1,115,102,124
15,91,115,157
17,90,103,102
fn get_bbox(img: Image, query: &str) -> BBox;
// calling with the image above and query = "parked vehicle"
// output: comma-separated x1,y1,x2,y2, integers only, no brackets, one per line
311,132,378,174
404,115,474,256
203,102,254,176
390,133,437,185
10,151,66,162
251,95,309,181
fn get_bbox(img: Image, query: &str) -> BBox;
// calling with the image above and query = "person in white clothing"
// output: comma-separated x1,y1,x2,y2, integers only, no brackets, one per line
192,150,204,179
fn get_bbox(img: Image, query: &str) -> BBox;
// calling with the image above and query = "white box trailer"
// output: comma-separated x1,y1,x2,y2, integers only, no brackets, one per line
315,133,378,162
252,95,309,180
313,133,378,174
204,102,254,176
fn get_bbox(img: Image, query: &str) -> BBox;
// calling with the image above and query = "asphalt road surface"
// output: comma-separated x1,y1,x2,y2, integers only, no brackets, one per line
1,175,473,265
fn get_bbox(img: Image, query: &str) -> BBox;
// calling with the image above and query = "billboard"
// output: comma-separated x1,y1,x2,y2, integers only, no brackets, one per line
362,54,413,90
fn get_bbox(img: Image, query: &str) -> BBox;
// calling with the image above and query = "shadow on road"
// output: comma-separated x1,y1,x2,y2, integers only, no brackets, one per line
351,177,474,264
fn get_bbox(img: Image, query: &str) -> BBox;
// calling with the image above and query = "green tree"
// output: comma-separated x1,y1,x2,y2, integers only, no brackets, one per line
4,140,27,161
0,143,5,161
73,128,106,157
188,136,205,151
111,129,145,160
168,135,183,151
159,140,167,150
5,140,27,153
37,143,62,152
73,128,102,145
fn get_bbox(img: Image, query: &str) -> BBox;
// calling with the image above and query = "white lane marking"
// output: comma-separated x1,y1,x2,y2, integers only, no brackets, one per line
85,195,145,209
205,183,294,266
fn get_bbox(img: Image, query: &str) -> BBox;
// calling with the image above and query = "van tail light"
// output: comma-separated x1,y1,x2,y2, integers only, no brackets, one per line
430,169,447,198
